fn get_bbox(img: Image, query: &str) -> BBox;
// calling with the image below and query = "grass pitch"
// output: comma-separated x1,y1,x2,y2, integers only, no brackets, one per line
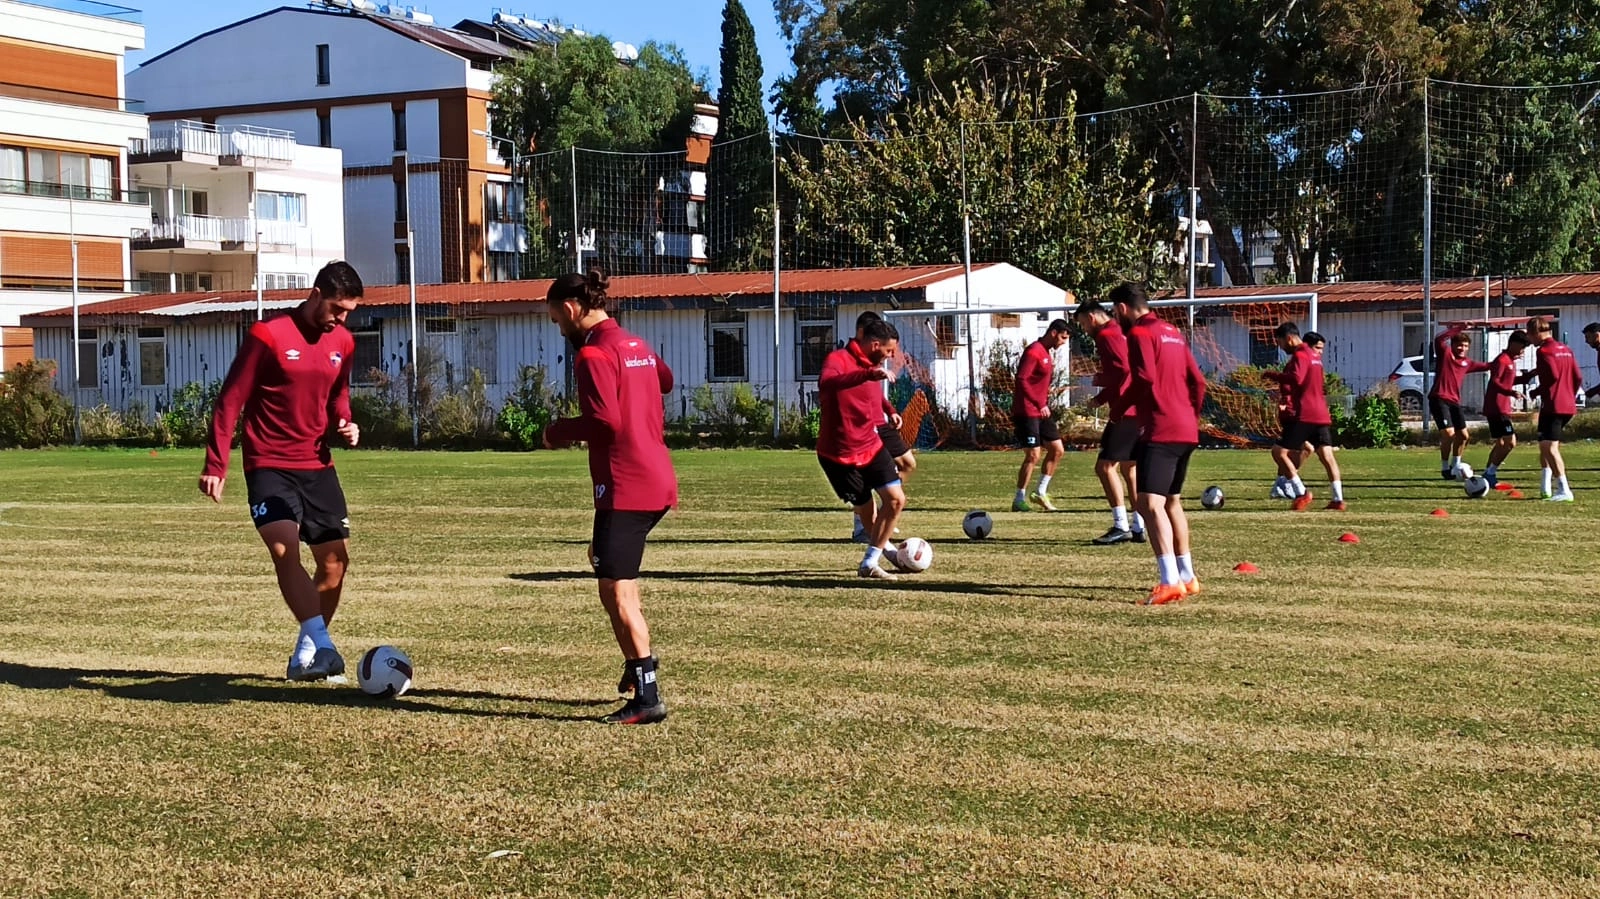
1,445,1598,897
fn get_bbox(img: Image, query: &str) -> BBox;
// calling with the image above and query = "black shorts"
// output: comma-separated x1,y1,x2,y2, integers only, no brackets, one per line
877,422,910,458
1136,442,1196,497
245,467,350,545
1429,395,1465,431
1098,419,1140,462
1486,414,1516,439
1276,420,1335,450
1537,410,1572,442
591,509,667,580
1015,415,1061,449
819,447,901,507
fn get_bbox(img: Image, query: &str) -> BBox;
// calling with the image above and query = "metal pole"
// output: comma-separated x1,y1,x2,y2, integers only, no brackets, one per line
252,166,262,319
959,122,977,441
570,146,581,273
408,228,419,448
771,136,782,440
1421,78,1434,436
70,193,81,445
1188,92,1199,328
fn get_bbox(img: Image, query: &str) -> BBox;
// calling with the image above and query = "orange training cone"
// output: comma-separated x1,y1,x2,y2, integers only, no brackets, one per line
1508,489,1525,499
1338,532,1360,543
1493,483,1514,491
1233,562,1259,574
1429,508,1449,517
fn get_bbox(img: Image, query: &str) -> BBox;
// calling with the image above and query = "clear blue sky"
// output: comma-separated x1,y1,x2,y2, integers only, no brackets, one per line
126,0,793,97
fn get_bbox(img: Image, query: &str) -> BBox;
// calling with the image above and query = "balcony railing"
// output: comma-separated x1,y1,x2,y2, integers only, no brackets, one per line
131,121,297,165
0,179,148,204
0,81,138,113
15,0,140,23
134,214,300,247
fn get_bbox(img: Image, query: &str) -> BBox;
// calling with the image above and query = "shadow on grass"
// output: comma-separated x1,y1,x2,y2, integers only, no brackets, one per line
0,661,611,721
509,569,1133,600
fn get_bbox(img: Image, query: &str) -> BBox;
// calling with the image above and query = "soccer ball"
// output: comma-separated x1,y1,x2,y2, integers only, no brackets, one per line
358,645,414,697
962,509,993,540
1201,485,1225,510
896,537,934,572
1456,463,1474,481
1463,476,1490,499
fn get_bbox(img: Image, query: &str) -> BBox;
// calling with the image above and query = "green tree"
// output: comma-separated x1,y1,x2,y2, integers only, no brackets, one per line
710,0,773,271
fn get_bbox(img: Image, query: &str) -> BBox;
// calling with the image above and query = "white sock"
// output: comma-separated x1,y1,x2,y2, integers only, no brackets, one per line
1450,455,1461,471
862,546,883,568
1176,553,1194,583
1542,467,1553,495
299,615,335,652
1015,489,1027,503
1291,476,1306,496
1131,511,1145,533
1112,506,1129,530
1037,475,1052,494
1558,475,1570,494
293,632,315,666
1157,554,1181,586
1331,480,1343,502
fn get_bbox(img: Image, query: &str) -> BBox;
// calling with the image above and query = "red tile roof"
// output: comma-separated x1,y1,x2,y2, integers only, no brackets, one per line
1185,273,1600,304
22,265,999,320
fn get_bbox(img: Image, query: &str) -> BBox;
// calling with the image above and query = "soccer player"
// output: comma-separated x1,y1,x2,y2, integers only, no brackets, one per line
1480,329,1529,488
850,311,914,542
1074,301,1145,544
1011,319,1069,511
1582,322,1600,403
818,318,907,581
1264,324,1344,511
1526,316,1582,501
1428,324,1491,479
544,268,677,725
1111,283,1206,605
199,260,363,682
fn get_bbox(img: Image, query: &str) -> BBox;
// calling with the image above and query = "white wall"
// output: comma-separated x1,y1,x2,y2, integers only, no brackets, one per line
215,110,321,143
128,9,472,113
0,0,143,60
343,175,397,285
407,171,442,284
0,96,147,151
403,99,440,158
332,102,400,166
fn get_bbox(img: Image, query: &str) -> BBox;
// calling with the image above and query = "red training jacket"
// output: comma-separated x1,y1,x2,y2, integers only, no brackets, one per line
1092,320,1136,421
817,339,887,465
1279,343,1331,426
1535,339,1582,416
1125,313,1205,445
203,309,354,478
1011,339,1054,419
545,318,678,511
1430,327,1490,403
1482,351,1520,417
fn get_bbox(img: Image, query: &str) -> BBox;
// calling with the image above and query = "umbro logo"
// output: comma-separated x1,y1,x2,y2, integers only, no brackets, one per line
285,349,301,361
330,352,343,367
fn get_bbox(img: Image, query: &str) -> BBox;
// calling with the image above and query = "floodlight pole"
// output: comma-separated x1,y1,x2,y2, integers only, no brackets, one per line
958,122,977,442
408,228,419,449
770,135,782,441
1420,78,1434,435
70,192,81,445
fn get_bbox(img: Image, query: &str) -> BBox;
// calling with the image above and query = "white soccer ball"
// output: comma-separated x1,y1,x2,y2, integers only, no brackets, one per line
962,509,993,540
358,645,414,697
896,537,934,572
1201,485,1225,510
1463,476,1490,499
1456,463,1474,481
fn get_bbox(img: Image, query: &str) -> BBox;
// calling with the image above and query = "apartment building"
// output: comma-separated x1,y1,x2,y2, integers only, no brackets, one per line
0,0,147,368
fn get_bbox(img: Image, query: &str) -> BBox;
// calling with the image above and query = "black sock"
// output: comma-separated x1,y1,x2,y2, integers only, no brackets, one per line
630,656,660,706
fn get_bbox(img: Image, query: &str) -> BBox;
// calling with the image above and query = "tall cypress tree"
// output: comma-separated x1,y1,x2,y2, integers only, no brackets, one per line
711,0,770,270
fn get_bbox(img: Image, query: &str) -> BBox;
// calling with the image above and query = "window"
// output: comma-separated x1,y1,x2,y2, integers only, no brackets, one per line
487,251,519,282
76,328,97,389
142,272,216,293
395,246,410,284
316,44,330,85
708,307,747,381
137,327,166,387
351,326,381,385
392,107,407,152
257,191,304,223
1402,312,1426,359
484,182,522,222
0,146,118,199
797,309,834,379
1530,307,1560,340
317,112,331,148
423,318,456,334
394,179,407,223
258,272,309,290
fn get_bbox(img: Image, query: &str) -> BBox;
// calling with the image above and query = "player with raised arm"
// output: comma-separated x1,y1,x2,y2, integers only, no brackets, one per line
1074,301,1144,544
199,261,363,682
1429,324,1491,479
1012,319,1069,511
1527,316,1581,502
818,319,907,581
1479,329,1529,488
1112,283,1206,605
1264,323,1345,511
544,269,677,725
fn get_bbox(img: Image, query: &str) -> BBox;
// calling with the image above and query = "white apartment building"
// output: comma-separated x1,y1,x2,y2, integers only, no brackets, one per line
0,0,147,368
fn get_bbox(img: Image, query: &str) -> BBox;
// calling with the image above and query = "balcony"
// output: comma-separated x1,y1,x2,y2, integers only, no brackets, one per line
130,121,296,167
132,215,298,252
14,0,140,22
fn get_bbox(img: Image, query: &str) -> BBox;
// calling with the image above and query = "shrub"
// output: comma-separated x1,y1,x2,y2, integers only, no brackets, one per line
423,369,495,447
691,382,773,446
157,380,222,447
79,404,127,444
1333,390,1403,448
351,367,414,448
0,359,72,447
496,364,569,450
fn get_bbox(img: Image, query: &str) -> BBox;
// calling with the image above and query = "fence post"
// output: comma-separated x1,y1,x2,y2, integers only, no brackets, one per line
959,122,978,442
1187,92,1199,328
771,135,782,441
570,146,581,273
1421,79,1433,436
